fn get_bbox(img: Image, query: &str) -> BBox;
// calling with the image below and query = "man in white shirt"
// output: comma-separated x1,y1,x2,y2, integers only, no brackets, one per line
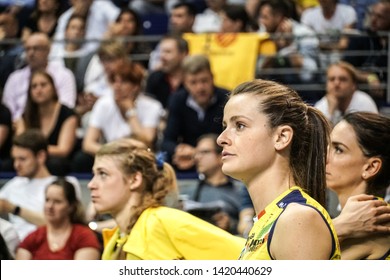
315,61,378,126
2,32,76,121
0,130,81,241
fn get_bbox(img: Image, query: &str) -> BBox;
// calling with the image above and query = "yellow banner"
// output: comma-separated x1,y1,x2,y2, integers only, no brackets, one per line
183,33,276,90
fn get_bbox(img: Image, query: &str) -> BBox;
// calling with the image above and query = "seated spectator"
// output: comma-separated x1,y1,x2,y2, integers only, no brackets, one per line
49,14,88,74
0,129,82,241
73,40,130,141
182,133,244,235
0,103,13,171
161,54,229,172
77,61,163,172
53,0,119,54
255,0,320,103
22,0,63,40
0,12,24,91
220,3,251,33
342,0,390,107
339,0,378,30
148,2,196,72
2,32,76,122
145,35,188,109
301,0,357,70
104,7,152,68
14,70,78,175
315,61,378,126
88,138,245,260
16,178,101,260
193,0,226,33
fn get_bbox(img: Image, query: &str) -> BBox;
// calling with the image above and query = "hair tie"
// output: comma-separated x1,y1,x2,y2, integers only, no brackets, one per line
155,151,167,171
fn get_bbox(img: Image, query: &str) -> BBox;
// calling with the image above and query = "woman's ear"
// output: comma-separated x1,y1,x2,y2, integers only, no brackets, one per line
128,171,143,191
274,125,293,151
362,157,382,179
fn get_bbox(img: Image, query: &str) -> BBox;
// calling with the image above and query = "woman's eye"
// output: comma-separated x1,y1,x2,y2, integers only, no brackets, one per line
236,122,245,130
335,146,343,154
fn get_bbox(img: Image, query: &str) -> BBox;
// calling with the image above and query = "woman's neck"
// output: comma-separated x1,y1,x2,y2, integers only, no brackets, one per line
114,195,142,235
336,183,367,209
247,164,295,215
38,101,58,116
48,219,72,233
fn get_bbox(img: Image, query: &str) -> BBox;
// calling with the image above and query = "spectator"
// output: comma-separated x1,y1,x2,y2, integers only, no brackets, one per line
145,35,188,109
220,3,251,33
315,61,378,126
88,138,245,260
168,1,196,34
2,32,76,121
301,0,357,69
193,0,226,33
148,2,196,71
53,0,119,54
78,61,162,172
0,12,24,92
342,0,390,107
182,133,244,235
22,0,63,40
14,70,78,176
161,54,229,172
104,7,152,68
0,129,81,241
255,0,320,102
16,178,101,260
74,40,129,139
339,0,378,30
327,112,390,259
49,14,87,74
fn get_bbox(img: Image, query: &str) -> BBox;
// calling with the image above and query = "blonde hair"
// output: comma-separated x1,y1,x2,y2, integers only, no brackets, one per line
96,139,178,232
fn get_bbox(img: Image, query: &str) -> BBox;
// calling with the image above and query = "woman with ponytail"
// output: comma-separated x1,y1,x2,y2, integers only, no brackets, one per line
217,79,341,260
88,138,245,260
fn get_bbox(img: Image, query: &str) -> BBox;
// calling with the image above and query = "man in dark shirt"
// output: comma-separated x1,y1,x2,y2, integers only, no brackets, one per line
145,34,188,109
161,54,229,172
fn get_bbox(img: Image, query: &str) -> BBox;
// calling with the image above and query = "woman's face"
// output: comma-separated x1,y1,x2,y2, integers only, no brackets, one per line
117,12,138,36
88,156,132,215
65,17,85,40
44,184,71,224
326,120,368,192
217,94,277,184
30,73,56,104
111,75,139,103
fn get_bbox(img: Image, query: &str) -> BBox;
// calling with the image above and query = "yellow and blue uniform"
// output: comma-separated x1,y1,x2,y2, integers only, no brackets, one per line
102,206,245,260
239,186,341,260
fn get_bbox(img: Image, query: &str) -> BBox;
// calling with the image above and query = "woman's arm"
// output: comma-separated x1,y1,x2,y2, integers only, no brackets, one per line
15,248,33,260
48,116,78,157
271,204,333,259
82,126,103,155
13,119,25,136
